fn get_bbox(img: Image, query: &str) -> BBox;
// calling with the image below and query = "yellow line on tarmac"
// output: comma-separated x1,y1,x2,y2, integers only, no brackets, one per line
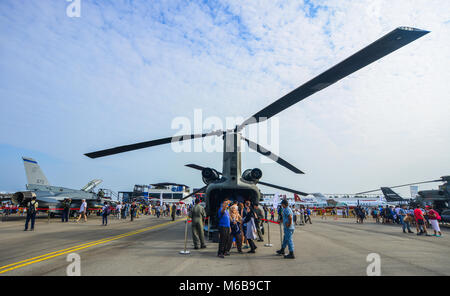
0,219,184,274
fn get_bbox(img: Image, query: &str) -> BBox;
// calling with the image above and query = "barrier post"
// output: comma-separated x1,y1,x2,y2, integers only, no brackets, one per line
179,219,190,255
47,208,50,223
207,215,211,240
264,219,273,247
279,221,283,247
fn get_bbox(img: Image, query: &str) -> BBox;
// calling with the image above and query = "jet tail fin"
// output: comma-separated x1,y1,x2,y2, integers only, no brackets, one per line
81,179,103,192
22,157,50,186
380,187,404,202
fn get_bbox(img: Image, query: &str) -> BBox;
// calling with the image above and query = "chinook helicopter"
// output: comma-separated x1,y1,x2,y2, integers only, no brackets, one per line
356,176,450,212
85,27,428,231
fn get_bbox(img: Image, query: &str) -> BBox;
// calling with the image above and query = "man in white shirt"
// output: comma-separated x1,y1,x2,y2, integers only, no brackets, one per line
76,199,88,223
115,203,122,219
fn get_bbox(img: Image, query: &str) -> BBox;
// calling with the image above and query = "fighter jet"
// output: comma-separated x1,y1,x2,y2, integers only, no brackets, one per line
12,157,104,215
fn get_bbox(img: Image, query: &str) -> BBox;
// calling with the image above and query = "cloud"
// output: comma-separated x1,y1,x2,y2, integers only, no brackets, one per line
0,0,449,197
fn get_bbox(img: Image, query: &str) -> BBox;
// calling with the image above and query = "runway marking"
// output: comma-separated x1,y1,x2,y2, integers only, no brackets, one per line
0,219,184,274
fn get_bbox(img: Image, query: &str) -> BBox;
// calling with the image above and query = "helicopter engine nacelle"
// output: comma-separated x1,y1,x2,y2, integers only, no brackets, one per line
242,168,263,183
201,168,220,184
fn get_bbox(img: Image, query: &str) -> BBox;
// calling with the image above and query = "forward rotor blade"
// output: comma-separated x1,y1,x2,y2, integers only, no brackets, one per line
355,179,442,195
85,130,223,159
238,27,429,130
242,137,304,174
185,164,223,175
181,186,207,201
258,181,308,196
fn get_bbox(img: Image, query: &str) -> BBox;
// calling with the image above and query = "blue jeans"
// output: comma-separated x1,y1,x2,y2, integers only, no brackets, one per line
102,214,108,225
400,216,411,232
282,228,295,252
62,209,69,222
25,213,36,230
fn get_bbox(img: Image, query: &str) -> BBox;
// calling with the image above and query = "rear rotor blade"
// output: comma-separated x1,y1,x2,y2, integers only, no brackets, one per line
85,130,223,159
258,181,308,196
355,179,442,195
238,27,429,130
181,186,207,201
242,137,304,174
185,164,206,171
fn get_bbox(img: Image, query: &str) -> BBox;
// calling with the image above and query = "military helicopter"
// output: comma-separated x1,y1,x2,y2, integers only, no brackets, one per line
356,176,450,212
85,27,428,230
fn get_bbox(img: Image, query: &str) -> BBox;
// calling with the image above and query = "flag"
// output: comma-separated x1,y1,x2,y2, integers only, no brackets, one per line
294,194,302,202
272,193,280,209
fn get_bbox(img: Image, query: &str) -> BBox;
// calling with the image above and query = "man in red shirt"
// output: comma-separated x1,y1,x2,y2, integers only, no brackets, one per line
414,206,430,236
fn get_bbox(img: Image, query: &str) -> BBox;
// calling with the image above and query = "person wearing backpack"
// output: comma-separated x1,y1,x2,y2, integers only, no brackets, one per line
101,202,110,226
427,205,442,237
24,196,38,231
61,198,71,223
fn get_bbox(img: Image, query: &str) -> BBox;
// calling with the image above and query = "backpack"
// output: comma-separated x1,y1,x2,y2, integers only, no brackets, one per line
28,201,36,214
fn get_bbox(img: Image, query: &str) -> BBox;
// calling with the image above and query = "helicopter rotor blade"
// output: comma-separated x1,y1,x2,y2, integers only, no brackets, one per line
85,130,223,159
355,179,442,195
242,137,304,174
258,181,308,196
185,164,223,175
238,27,429,130
180,186,207,201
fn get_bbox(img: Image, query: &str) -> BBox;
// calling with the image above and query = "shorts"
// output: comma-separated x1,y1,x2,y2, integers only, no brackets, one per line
430,219,440,232
417,219,424,225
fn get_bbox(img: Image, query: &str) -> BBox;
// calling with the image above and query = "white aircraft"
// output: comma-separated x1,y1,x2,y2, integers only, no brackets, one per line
310,193,387,207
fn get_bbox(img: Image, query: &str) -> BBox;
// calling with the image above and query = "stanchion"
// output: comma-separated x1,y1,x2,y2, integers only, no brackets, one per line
264,219,273,247
47,209,50,223
279,220,283,247
179,219,190,255
207,215,211,241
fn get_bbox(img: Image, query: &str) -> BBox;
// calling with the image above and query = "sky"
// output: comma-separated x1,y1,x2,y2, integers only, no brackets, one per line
0,0,449,197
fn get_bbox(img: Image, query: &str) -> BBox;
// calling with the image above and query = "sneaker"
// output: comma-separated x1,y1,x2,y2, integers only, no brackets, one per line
247,250,255,254
243,245,249,249
200,245,207,249
194,246,199,250
224,252,230,256
217,254,224,258
284,253,295,259
276,249,285,255
436,234,441,237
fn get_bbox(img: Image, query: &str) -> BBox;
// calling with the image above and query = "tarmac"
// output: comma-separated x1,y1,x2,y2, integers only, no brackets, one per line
1,213,449,276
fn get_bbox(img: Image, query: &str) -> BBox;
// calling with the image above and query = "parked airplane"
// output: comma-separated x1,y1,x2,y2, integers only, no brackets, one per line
12,157,104,215
311,193,387,207
380,187,410,204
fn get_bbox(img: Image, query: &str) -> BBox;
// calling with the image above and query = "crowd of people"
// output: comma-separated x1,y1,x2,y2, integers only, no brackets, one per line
214,199,298,259
353,204,443,237
15,197,191,230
